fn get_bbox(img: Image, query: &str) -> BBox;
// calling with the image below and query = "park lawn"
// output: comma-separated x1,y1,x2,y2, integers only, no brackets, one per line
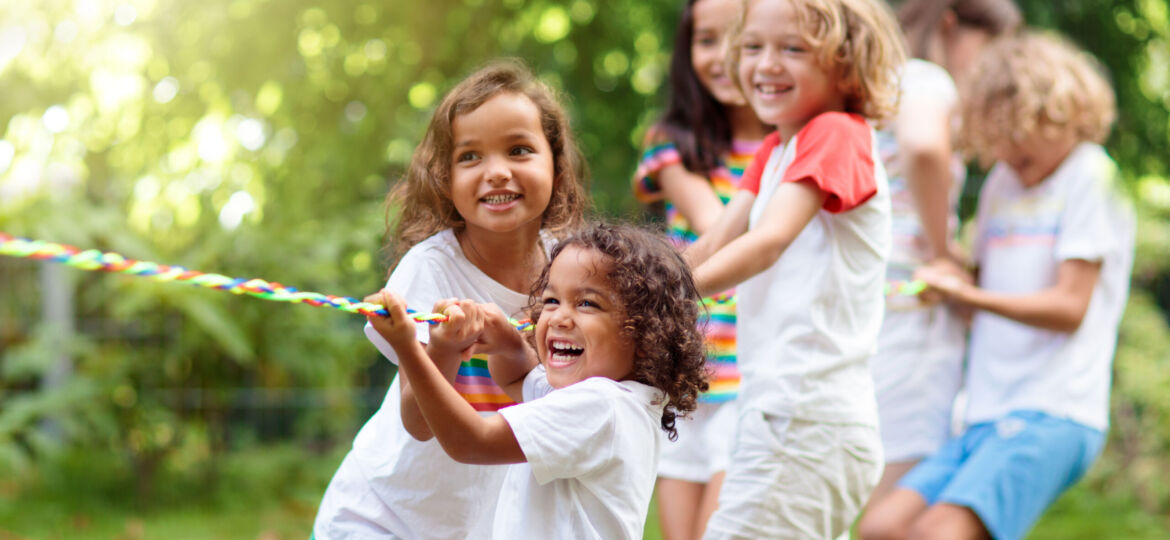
1,444,1167,540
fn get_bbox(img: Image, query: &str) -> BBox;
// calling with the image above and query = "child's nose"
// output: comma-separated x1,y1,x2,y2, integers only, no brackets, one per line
484,156,512,184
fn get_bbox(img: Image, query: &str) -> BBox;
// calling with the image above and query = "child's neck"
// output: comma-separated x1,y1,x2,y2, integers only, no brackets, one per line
456,224,546,294
727,105,771,142
778,99,847,141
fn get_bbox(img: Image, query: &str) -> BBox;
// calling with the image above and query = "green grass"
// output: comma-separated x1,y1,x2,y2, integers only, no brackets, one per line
1,445,1167,539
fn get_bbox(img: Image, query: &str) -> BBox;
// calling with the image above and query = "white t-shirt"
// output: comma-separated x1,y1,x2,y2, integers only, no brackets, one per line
966,143,1135,431
314,229,553,540
494,366,665,540
735,112,891,423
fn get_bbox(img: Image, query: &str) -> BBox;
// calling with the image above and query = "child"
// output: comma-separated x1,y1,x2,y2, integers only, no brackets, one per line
631,0,770,536
312,60,588,539
860,32,1135,540
682,0,906,537
363,223,710,539
867,0,1021,504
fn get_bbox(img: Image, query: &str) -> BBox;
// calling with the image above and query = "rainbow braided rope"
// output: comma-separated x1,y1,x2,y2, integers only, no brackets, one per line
885,279,928,297
0,232,533,329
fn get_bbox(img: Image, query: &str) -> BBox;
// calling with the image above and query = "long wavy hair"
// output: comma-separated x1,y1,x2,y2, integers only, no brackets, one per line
385,60,589,269
656,0,735,175
525,223,709,441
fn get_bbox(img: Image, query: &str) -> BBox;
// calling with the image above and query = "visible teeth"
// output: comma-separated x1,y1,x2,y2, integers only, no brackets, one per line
757,84,787,94
551,342,583,353
482,193,521,204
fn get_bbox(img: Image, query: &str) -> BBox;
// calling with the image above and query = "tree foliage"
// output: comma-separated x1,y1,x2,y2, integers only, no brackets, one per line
0,0,1168,522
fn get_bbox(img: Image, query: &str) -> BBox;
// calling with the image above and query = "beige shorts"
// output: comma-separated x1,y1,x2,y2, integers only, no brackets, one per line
703,409,882,539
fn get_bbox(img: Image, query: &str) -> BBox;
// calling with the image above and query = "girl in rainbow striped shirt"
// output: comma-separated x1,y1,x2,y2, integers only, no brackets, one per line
631,0,769,536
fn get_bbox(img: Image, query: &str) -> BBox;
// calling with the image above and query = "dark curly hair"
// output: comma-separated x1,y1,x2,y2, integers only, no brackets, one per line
525,223,709,441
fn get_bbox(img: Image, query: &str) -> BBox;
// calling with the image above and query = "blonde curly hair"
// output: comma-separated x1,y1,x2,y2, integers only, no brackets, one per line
726,0,907,126
960,32,1116,167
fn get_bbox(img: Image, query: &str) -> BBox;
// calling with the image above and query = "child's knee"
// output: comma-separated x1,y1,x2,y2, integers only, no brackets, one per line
858,492,923,540
906,504,988,540
858,510,911,540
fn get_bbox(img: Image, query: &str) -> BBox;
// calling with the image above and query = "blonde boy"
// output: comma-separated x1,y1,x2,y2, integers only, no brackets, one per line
862,33,1135,540
684,0,905,537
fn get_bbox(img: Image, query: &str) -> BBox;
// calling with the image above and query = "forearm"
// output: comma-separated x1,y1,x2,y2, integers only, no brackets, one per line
659,165,725,235
684,192,754,268
395,340,519,464
905,150,955,260
954,286,1089,332
488,344,538,403
399,342,463,441
693,230,786,297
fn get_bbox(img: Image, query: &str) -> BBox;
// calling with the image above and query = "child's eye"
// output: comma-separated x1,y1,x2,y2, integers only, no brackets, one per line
742,41,763,53
541,296,559,307
577,299,600,310
456,151,480,163
784,45,807,54
695,36,718,47
510,146,535,156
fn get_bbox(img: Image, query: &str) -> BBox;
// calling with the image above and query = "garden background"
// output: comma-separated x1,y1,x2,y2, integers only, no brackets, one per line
1,0,1169,538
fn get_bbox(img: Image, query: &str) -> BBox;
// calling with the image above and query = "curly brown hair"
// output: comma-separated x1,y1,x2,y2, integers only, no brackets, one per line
525,223,709,441
385,59,590,268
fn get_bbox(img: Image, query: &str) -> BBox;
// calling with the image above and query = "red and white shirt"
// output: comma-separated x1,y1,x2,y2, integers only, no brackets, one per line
735,112,891,423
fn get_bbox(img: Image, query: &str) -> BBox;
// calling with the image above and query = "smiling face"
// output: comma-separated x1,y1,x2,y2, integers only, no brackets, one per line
449,92,555,237
737,0,844,138
691,0,745,106
534,246,636,389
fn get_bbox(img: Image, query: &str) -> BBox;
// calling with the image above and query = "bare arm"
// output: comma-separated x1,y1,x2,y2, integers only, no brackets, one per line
479,305,539,403
692,180,826,297
658,164,726,235
684,190,756,269
917,258,1102,332
397,299,481,441
897,97,956,261
368,292,526,465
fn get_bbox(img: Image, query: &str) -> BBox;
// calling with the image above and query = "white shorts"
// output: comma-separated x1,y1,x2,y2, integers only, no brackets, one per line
871,305,965,463
658,400,738,483
703,409,882,540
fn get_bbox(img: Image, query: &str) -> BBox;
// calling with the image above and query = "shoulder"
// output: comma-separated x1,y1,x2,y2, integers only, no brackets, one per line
640,125,678,152
796,112,872,144
901,59,957,101
397,229,463,268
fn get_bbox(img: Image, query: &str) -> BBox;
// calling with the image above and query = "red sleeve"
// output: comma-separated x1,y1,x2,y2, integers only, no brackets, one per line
738,131,782,195
781,112,877,213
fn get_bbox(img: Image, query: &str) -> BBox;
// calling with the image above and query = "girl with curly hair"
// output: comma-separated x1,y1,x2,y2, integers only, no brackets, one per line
313,59,588,539
363,223,709,539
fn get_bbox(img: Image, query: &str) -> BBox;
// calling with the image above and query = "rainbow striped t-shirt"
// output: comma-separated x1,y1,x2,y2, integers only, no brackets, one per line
632,128,761,403
455,354,515,412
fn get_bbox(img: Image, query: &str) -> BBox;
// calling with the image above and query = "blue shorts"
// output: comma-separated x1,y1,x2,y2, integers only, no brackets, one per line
898,410,1104,540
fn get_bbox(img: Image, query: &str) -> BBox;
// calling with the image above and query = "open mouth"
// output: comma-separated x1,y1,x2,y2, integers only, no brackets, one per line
481,193,522,205
755,83,792,97
548,340,584,364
